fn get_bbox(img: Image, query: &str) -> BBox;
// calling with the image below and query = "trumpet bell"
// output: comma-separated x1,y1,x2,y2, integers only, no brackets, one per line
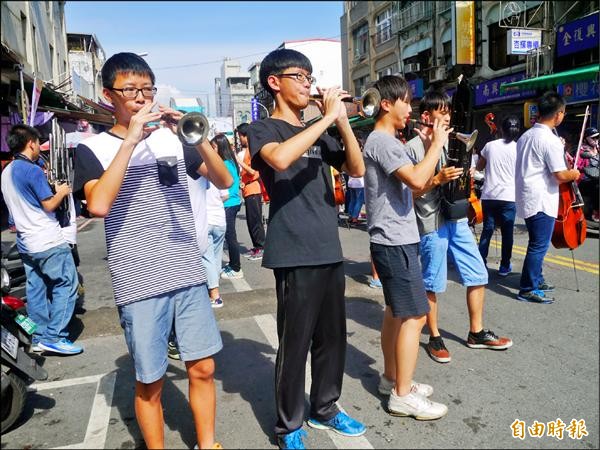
454,130,478,151
177,112,209,146
360,87,381,118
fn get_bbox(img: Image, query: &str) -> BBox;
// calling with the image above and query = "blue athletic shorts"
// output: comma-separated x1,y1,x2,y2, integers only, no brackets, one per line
118,284,223,384
419,219,488,293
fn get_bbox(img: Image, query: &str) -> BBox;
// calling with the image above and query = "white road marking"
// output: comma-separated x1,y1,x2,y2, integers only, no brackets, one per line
254,314,374,449
229,277,252,292
30,372,116,450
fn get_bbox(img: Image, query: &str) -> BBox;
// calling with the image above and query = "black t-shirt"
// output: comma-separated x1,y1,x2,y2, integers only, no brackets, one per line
247,118,346,268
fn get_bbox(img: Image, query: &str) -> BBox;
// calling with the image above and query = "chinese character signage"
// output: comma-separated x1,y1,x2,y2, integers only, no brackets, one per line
251,97,259,122
507,29,542,55
557,13,599,57
475,72,537,106
452,1,475,65
557,78,600,104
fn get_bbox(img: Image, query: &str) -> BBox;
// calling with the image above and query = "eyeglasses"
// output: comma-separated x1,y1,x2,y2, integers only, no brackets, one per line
109,87,157,99
275,72,316,85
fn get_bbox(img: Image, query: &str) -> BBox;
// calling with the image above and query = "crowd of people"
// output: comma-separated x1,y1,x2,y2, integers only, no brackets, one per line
1,47,597,450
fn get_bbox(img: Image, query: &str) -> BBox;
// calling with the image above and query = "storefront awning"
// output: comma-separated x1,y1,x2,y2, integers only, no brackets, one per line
499,64,599,94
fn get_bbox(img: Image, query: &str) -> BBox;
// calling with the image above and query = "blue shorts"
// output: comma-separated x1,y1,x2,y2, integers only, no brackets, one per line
419,219,488,293
118,284,223,384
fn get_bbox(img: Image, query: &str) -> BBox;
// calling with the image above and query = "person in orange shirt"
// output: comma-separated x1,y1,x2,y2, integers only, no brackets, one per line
236,123,266,260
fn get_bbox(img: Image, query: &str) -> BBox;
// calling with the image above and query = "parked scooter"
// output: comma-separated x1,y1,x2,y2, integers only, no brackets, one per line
0,242,25,299
1,263,48,434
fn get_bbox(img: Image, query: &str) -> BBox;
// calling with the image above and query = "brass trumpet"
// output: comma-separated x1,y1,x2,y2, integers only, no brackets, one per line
309,87,382,118
409,119,479,151
153,112,209,146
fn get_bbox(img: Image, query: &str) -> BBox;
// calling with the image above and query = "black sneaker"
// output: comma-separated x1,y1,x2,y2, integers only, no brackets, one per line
467,329,513,350
168,341,180,360
538,282,555,292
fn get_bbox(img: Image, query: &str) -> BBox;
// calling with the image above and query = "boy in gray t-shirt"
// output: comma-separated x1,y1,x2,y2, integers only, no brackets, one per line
363,75,450,421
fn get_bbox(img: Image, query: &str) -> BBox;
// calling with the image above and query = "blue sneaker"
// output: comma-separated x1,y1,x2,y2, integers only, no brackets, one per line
516,289,554,304
277,429,307,449
307,411,366,437
38,338,83,355
498,264,512,277
369,278,382,289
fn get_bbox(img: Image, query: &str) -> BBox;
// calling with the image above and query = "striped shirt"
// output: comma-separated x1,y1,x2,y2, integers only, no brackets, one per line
73,129,207,306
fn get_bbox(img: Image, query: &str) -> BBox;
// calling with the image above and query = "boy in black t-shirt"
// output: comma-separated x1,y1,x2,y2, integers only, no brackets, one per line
247,48,365,449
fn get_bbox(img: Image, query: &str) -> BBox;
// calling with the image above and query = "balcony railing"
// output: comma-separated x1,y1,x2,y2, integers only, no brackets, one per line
397,2,433,30
526,45,553,78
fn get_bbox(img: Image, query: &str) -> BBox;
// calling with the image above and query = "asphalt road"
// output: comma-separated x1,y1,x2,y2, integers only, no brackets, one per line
1,209,598,449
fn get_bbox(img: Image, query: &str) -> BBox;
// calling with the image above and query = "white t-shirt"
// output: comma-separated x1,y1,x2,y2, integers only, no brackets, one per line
515,123,567,219
205,181,227,227
186,176,209,254
61,194,78,245
480,138,517,202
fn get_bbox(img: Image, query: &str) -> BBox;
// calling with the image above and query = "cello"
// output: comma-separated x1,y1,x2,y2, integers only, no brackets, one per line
551,105,589,250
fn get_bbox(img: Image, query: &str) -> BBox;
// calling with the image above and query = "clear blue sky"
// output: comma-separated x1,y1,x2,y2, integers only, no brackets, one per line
65,1,344,115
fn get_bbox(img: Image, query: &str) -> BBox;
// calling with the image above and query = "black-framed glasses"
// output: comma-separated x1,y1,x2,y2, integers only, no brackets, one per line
275,72,316,85
109,87,157,99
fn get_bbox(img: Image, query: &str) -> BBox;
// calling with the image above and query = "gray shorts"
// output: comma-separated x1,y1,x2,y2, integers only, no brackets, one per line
118,284,223,384
370,242,430,318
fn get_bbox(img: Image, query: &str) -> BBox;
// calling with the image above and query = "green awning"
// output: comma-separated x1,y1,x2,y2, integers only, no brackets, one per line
499,64,599,94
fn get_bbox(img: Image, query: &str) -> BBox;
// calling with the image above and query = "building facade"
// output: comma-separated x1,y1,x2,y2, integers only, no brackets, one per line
214,58,254,129
67,33,106,102
341,1,599,138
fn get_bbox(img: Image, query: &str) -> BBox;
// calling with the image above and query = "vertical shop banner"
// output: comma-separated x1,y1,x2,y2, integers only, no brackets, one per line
29,76,44,126
251,97,259,122
452,1,476,65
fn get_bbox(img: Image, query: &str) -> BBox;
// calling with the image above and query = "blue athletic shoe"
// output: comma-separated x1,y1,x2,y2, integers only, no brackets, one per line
498,264,512,277
307,411,366,437
516,289,554,304
277,429,307,449
38,338,83,355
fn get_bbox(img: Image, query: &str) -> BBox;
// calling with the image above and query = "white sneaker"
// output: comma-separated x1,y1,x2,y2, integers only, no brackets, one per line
388,389,447,420
220,267,244,279
378,376,433,397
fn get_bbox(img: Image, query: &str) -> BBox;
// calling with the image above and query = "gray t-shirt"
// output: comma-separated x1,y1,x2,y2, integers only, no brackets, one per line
405,136,444,236
363,130,420,246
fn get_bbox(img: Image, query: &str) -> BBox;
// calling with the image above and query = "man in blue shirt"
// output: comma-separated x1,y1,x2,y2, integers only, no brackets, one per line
1,124,82,355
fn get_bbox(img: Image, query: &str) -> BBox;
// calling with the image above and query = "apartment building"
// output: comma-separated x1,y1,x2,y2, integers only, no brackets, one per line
215,58,254,128
67,32,106,102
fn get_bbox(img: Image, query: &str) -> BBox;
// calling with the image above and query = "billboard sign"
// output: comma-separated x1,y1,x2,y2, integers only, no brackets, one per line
507,29,542,55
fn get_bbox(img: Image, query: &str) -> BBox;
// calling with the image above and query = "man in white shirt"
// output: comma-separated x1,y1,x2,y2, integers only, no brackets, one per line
515,92,580,304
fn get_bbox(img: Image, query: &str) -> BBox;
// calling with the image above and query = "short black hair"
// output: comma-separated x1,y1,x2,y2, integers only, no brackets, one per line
259,48,312,96
419,89,451,115
101,52,155,89
236,122,249,136
6,124,41,154
501,115,521,143
372,75,412,118
537,91,565,120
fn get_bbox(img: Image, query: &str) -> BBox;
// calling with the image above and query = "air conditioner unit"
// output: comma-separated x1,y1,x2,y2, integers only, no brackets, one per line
430,67,446,82
404,63,421,73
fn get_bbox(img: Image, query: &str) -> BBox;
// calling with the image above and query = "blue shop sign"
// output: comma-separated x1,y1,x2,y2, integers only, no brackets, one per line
409,79,424,99
557,78,600,104
557,13,599,57
475,72,536,106
251,97,259,122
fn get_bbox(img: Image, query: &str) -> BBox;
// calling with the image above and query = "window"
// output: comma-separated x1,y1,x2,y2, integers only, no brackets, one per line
49,44,54,78
20,13,27,57
353,75,369,96
353,23,369,59
31,24,38,73
375,8,392,45
488,22,522,70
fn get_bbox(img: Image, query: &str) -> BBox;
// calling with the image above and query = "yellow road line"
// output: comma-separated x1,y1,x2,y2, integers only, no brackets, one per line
494,240,599,268
488,241,599,275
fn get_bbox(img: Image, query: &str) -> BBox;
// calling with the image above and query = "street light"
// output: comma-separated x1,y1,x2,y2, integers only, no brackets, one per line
255,100,270,118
